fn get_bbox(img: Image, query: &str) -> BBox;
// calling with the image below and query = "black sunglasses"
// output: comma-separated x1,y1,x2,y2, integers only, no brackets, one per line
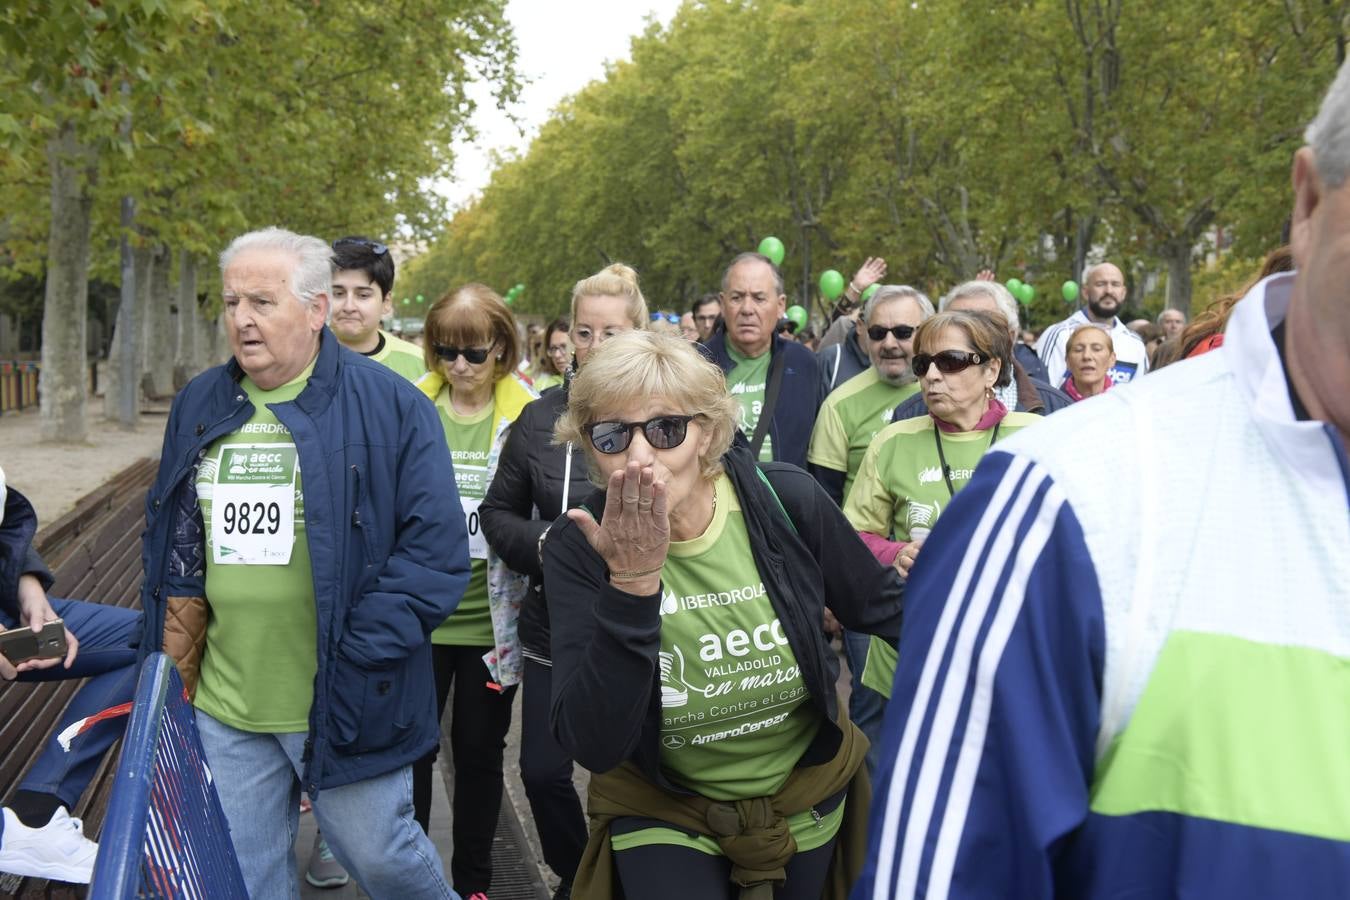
867,324,917,342
585,415,695,455
332,237,389,256
433,344,492,365
912,349,987,377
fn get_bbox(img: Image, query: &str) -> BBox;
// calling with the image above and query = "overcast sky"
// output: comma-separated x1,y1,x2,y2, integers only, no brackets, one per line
439,0,684,210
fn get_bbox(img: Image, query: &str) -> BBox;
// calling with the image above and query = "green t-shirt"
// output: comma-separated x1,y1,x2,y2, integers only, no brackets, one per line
431,387,496,646
612,474,837,854
533,372,563,392
843,411,1041,698
726,344,774,462
368,330,427,382
807,368,921,503
194,362,318,733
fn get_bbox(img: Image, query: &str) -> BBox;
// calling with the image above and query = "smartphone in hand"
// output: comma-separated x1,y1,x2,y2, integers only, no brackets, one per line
0,619,68,664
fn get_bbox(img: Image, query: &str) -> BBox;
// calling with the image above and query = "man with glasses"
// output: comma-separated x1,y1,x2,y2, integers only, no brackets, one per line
690,293,721,343
330,236,426,382
706,253,821,468
137,227,468,900
1035,261,1150,386
806,285,931,780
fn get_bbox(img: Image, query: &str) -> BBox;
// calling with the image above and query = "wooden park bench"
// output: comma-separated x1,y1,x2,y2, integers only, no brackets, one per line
0,458,157,899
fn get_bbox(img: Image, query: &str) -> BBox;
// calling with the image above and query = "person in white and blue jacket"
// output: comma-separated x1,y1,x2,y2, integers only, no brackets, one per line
855,59,1350,900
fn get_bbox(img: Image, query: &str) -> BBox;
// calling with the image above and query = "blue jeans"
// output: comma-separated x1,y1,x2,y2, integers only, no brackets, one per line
1,598,141,815
842,628,885,779
196,710,458,900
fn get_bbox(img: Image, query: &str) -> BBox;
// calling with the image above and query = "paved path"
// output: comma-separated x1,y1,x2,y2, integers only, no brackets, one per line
0,406,167,523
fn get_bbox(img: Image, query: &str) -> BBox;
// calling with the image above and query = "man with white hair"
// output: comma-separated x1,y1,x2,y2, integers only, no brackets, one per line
1158,307,1187,341
892,280,1072,422
138,227,470,899
857,60,1350,898
1035,262,1150,386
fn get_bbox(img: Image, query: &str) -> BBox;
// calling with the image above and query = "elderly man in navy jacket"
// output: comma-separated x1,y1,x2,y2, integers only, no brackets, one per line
139,227,469,900
705,252,823,468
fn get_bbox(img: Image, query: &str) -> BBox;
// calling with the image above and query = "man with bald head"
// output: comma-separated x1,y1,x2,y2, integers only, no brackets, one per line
1035,262,1150,387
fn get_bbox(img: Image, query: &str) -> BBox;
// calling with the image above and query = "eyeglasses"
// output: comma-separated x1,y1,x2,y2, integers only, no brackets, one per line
651,312,680,324
584,415,695,454
546,344,571,356
867,324,917,342
572,326,625,348
912,350,987,377
332,237,389,256
434,344,492,365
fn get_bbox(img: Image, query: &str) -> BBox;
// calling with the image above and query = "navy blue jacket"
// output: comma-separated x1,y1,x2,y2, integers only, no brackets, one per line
705,331,822,469
2,487,54,620
138,328,470,793
817,324,869,396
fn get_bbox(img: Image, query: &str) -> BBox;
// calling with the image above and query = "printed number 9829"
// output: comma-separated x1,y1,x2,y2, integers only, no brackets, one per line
222,501,282,535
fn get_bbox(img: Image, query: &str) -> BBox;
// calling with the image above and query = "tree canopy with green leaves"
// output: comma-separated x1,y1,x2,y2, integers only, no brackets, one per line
1,0,518,439
403,0,1342,329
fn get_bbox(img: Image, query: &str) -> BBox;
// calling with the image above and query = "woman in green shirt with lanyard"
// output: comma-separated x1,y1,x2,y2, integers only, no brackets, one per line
542,331,904,899
413,284,537,899
843,309,1042,697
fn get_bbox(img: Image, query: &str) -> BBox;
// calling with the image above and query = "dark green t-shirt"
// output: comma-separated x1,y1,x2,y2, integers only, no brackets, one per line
727,345,774,462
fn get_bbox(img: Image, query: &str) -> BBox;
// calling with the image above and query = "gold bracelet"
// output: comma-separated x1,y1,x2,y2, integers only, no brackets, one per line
609,565,663,583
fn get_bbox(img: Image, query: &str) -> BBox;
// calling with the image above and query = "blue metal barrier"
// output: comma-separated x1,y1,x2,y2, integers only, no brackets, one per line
90,653,247,899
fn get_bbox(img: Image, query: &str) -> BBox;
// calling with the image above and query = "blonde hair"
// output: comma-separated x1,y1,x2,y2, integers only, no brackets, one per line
569,263,649,329
555,331,740,483
422,283,522,380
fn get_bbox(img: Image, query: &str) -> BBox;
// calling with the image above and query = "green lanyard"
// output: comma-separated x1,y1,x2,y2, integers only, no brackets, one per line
932,420,1001,497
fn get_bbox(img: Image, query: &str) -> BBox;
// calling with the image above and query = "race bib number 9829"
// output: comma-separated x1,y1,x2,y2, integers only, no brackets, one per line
210,443,298,565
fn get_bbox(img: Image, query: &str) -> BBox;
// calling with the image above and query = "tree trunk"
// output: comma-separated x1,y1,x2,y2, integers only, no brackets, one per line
105,239,152,422
39,121,97,443
144,243,173,395
175,251,198,384
1163,240,1194,318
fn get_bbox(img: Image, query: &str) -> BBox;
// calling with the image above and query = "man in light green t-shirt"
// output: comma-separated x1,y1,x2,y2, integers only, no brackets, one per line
330,236,426,382
807,286,933,507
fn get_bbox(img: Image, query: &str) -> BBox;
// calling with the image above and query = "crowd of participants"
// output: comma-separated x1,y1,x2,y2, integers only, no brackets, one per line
1,59,1348,900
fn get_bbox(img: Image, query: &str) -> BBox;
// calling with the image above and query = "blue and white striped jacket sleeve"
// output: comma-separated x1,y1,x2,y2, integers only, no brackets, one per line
853,450,1107,900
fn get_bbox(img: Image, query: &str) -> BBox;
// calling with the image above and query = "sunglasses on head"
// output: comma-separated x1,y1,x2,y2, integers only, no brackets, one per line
867,324,916,342
912,349,986,377
433,344,492,365
332,237,389,256
585,415,695,455
651,312,680,324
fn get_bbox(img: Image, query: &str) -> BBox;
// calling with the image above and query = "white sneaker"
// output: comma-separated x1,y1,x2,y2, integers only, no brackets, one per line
0,807,99,883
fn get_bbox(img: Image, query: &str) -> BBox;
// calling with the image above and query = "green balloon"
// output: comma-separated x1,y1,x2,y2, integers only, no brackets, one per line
402,298,410,306
504,294,515,305
785,305,808,330
1062,280,1080,302
1019,283,1035,303
757,236,786,267
861,284,879,303
416,294,424,303
514,283,525,294
819,269,846,301
1005,278,1023,295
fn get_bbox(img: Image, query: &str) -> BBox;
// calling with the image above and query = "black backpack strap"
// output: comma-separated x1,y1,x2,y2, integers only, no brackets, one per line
749,350,787,459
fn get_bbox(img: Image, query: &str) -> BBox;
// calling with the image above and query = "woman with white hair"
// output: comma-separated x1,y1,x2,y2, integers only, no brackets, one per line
542,332,903,899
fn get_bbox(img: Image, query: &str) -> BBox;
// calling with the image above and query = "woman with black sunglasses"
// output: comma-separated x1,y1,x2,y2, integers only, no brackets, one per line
842,309,1042,698
542,331,903,899
478,263,648,900
412,284,538,900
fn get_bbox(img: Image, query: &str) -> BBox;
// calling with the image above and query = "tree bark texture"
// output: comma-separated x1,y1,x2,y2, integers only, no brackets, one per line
39,122,96,443
144,243,173,395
